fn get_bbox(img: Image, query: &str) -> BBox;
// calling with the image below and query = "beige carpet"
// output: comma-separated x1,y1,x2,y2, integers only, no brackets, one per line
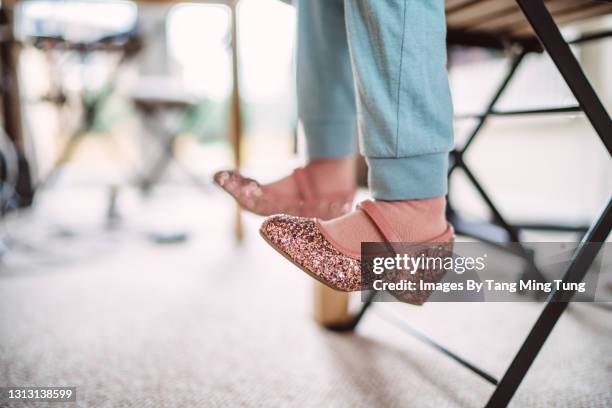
0,187,610,407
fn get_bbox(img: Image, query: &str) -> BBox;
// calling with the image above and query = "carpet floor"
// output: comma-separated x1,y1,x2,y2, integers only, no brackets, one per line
1,187,610,407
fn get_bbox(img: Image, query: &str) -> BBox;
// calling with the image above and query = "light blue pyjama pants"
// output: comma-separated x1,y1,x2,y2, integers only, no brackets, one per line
297,0,453,200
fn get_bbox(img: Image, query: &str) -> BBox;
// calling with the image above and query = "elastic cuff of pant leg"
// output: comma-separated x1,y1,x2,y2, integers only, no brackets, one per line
366,153,448,200
303,119,357,159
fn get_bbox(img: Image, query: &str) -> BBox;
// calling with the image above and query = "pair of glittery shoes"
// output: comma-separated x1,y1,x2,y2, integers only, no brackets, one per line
214,168,454,305
213,168,354,220
215,167,355,326
259,200,455,305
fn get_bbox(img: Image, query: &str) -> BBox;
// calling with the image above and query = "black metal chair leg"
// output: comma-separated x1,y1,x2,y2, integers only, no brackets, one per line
486,199,611,407
486,1,612,404
459,165,521,242
343,2,610,406
459,50,526,154
448,49,549,283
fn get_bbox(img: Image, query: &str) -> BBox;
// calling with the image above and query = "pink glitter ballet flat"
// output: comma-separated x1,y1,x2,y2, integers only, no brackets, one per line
213,168,354,220
260,200,455,305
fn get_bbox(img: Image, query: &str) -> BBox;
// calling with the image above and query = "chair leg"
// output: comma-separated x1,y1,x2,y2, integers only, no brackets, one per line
486,1,612,405
459,50,526,153
347,2,611,404
459,164,548,284
448,50,548,283
486,199,611,407
140,132,177,193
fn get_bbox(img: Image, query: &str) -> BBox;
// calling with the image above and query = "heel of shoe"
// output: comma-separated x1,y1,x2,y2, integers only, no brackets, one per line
388,238,455,305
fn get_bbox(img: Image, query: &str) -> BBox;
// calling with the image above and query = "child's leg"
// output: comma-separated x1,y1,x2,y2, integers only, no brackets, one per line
260,0,455,294
215,0,358,218
297,0,357,161
345,0,453,200
319,0,454,250
268,0,361,198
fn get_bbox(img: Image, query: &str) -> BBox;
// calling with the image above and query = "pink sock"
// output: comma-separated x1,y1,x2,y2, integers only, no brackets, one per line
320,197,447,253
262,158,356,198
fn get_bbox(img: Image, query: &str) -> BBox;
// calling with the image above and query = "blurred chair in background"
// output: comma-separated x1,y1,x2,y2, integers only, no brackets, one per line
29,29,142,188
130,77,204,193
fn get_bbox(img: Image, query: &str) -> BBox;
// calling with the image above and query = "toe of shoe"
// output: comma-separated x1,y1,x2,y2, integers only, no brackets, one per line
260,215,361,292
260,215,314,250
213,169,238,187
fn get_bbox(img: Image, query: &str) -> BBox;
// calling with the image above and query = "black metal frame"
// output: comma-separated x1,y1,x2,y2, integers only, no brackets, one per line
331,1,612,407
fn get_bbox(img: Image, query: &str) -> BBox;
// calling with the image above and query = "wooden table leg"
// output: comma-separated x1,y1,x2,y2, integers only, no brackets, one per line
313,282,351,328
229,0,243,242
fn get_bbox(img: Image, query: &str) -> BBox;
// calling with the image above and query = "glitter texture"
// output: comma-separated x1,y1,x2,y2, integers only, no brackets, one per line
260,215,362,292
260,214,455,305
381,243,453,305
213,170,352,219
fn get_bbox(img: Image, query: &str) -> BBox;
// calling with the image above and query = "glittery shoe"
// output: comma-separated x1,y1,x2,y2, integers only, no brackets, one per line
213,168,354,220
260,200,455,305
